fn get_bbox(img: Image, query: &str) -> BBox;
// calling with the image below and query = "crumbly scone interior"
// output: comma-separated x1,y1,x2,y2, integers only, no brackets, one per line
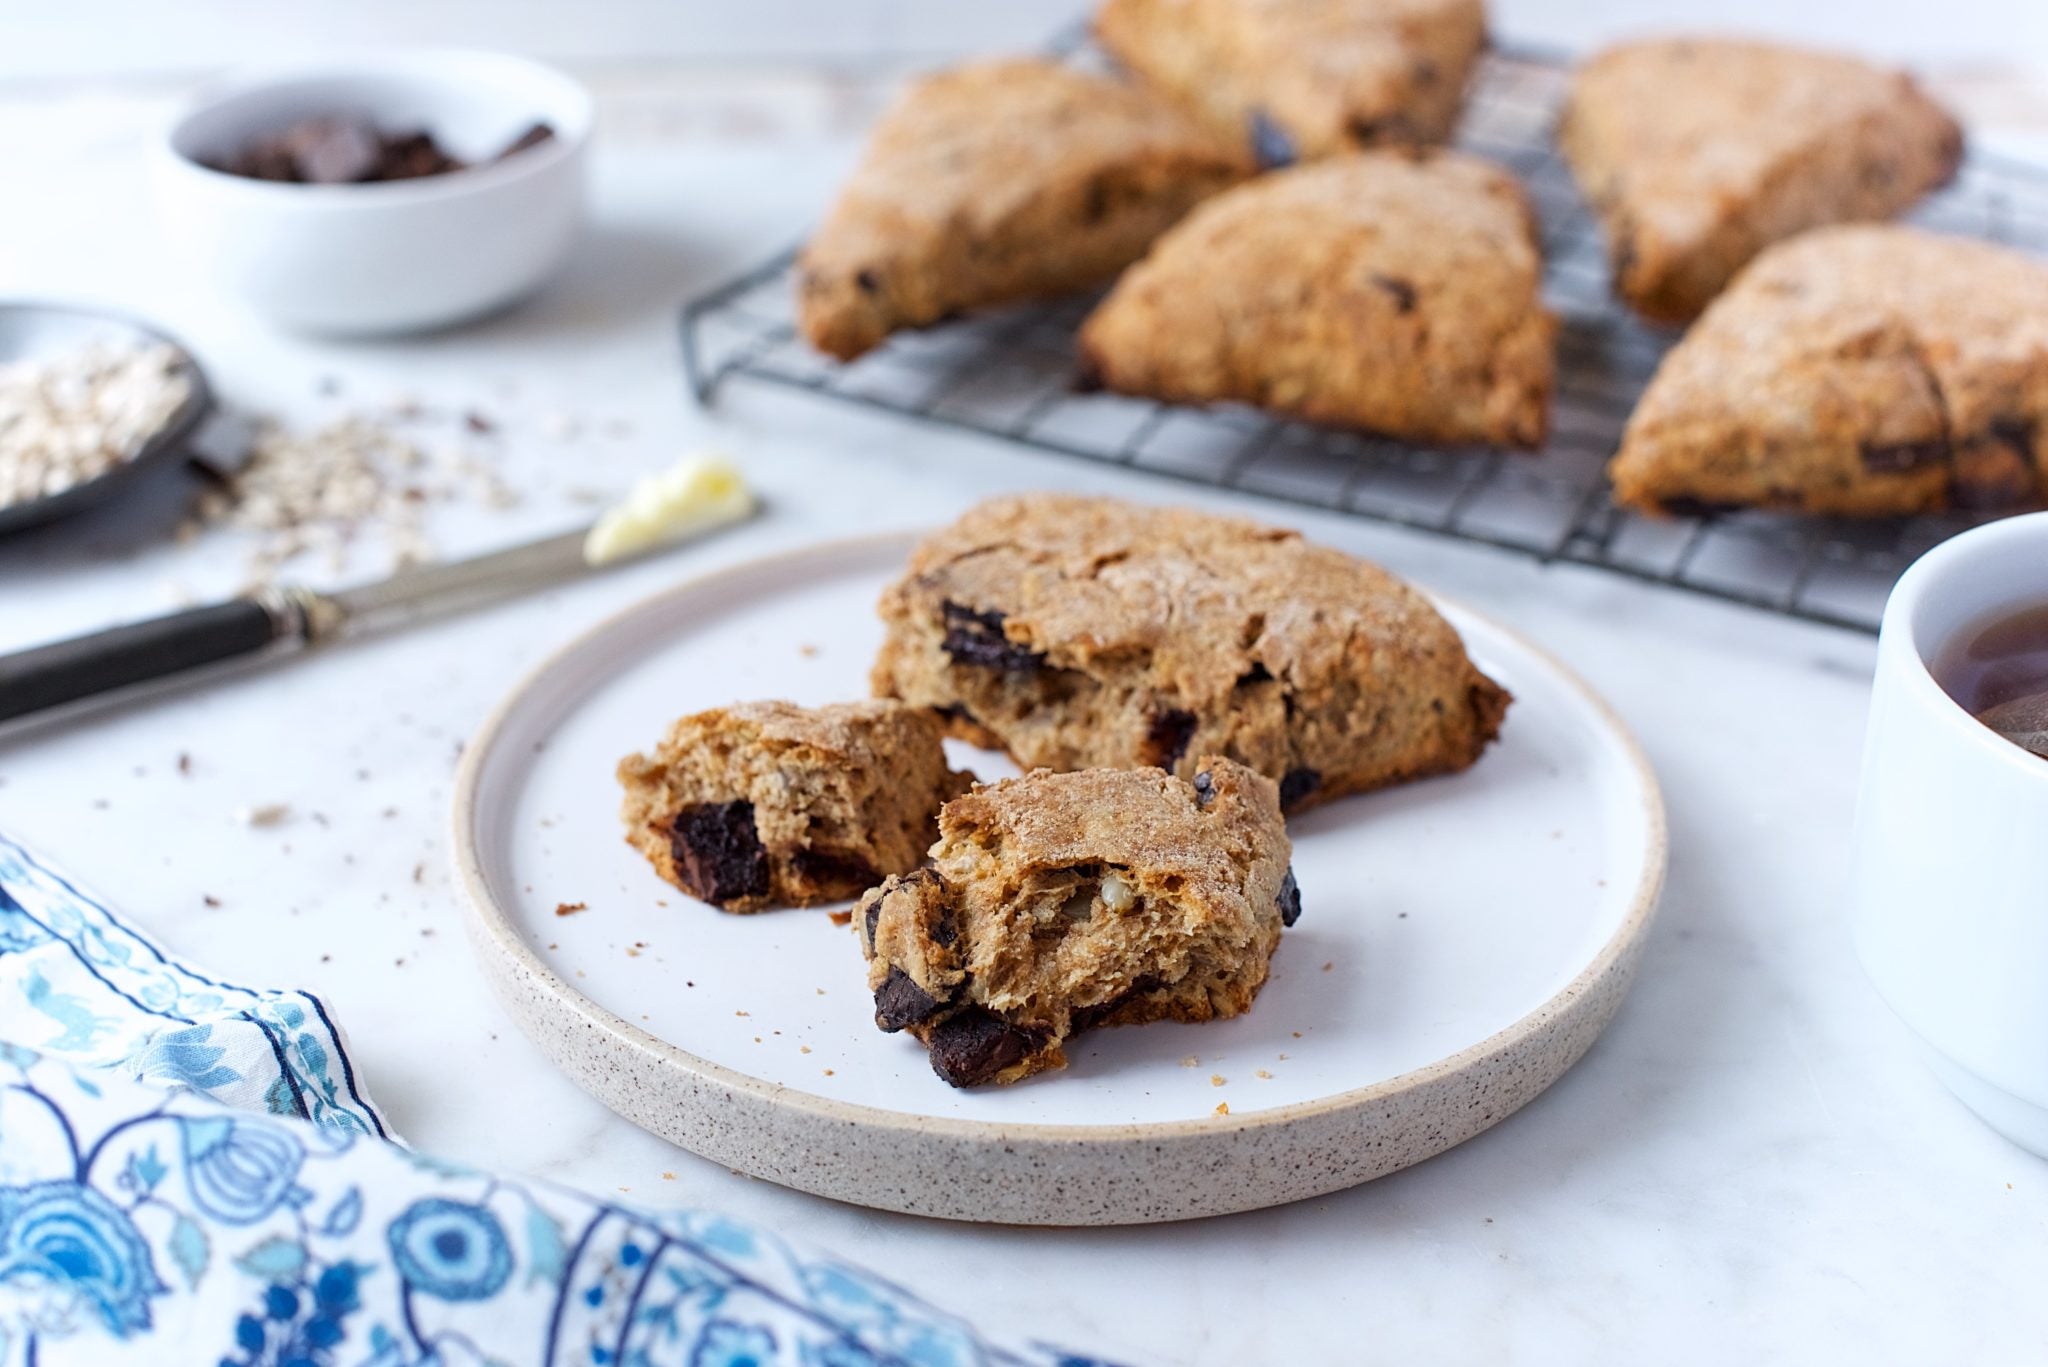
856,760,1294,1087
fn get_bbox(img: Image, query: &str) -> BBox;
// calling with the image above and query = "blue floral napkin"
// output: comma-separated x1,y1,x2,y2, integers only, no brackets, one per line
0,833,1114,1367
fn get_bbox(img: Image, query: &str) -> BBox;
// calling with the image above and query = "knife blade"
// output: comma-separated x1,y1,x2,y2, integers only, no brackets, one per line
0,502,758,740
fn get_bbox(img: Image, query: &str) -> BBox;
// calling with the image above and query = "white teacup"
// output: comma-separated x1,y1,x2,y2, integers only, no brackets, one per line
1852,510,2048,1155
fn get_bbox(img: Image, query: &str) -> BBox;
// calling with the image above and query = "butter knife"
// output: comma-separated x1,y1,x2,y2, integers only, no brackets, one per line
0,506,757,740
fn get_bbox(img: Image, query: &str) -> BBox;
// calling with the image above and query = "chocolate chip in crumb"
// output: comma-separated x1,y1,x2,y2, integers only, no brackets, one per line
1248,108,1297,169
873,966,945,1031
940,600,1046,673
1144,708,1199,770
1859,439,1949,474
854,268,881,295
669,800,770,906
1276,868,1302,927
1236,662,1274,687
1371,275,1418,314
1278,767,1321,812
926,1008,1047,1087
1192,770,1216,807
863,899,881,948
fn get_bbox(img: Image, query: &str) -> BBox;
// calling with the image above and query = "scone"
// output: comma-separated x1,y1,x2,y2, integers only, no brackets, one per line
1560,37,1964,323
617,700,972,913
1076,150,1554,448
855,760,1297,1087
872,494,1509,813
797,58,1249,361
1610,226,2048,518
1095,0,1487,163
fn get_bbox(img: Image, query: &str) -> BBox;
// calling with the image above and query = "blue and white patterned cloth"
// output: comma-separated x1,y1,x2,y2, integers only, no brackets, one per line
0,833,1115,1367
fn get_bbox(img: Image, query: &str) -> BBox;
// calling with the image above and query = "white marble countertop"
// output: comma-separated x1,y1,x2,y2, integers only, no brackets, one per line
5,30,2048,1366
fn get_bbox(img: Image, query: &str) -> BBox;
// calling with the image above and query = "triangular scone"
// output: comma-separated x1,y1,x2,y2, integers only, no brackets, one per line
1095,0,1486,162
1611,226,2048,518
871,494,1510,813
797,59,1249,361
1560,38,1963,323
1076,151,1554,448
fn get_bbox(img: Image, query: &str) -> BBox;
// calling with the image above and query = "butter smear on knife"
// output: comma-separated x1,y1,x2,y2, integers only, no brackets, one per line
583,454,755,566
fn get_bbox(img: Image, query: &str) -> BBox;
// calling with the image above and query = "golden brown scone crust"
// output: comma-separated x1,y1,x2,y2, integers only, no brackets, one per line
1095,0,1487,160
797,58,1250,361
854,759,1296,1086
618,699,972,913
1560,37,1964,324
871,494,1510,812
1611,225,2048,518
1076,150,1553,447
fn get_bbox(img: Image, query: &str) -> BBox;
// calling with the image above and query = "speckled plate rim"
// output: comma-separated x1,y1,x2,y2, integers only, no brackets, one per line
451,531,1667,1225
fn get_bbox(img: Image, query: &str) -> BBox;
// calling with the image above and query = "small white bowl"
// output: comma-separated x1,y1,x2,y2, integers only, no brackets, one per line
153,51,591,336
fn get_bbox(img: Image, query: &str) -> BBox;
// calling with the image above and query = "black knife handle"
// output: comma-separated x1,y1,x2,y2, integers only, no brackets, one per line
0,595,304,727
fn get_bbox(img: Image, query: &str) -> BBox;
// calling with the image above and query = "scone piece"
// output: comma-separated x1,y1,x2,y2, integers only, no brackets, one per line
1560,37,1964,323
1077,150,1553,448
618,700,972,913
872,494,1509,813
856,760,1298,1087
1611,225,2048,519
1095,0,1486,162
797,58,1249,361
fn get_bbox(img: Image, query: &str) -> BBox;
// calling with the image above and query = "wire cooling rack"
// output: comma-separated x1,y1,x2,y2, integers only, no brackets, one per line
679,47,2048,634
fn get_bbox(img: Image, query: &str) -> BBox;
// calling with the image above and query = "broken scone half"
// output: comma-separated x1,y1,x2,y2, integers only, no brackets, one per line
797,57,1249,361
1560,37,1964,323
1610,225,2048,519
1095,0,1487,162
618,700,972,913
856,760,1298,1087
1077,150,1554,448
873,493,1510,813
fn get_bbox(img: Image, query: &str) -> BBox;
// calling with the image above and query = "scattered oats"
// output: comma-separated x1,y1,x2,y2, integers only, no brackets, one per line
1210,1074,1226,1086
823,1069,835,1076
237,802,290,827
1256,1069,1273,1079
1213,1102,1229,1116
815,988,826,996
661,1171,675,1181
800,1046,812,1054
0,340,193,509
1180,1056,1199,1068
735,1010,749,1017
555,901,587,917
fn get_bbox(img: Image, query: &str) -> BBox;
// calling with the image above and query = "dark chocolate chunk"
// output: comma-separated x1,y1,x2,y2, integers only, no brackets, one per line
940,600,1046,673
790,847,879,892
1859,439,1949,474
1236,662,1274,687
1276,867,1302,927
1248,109,1297,169
378,129,463,180
1143,708,1198,770
1072,975,1166,1033
1278,767,1321,812
873,966,945,1031
863,899,881,948
1990,415,2038,453
668,800,770,906
494,122,556,161
925,1008,1048,1087
1192,770,1216,807
1371,275,1418,314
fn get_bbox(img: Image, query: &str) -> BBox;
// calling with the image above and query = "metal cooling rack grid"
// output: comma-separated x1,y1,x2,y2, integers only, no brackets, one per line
678,47,2048,634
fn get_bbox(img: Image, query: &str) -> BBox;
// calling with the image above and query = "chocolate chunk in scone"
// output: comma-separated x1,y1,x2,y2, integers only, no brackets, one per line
872,494,1509,813
1560,37,1963,323
797,58,1249,362
855,761,1296,1087
1076,151,1554,448
1610,225,2048,519
618,700,972,913
1095,0,1487,161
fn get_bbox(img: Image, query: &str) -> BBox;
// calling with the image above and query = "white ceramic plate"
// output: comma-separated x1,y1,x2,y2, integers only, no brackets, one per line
453,533,1665,1225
